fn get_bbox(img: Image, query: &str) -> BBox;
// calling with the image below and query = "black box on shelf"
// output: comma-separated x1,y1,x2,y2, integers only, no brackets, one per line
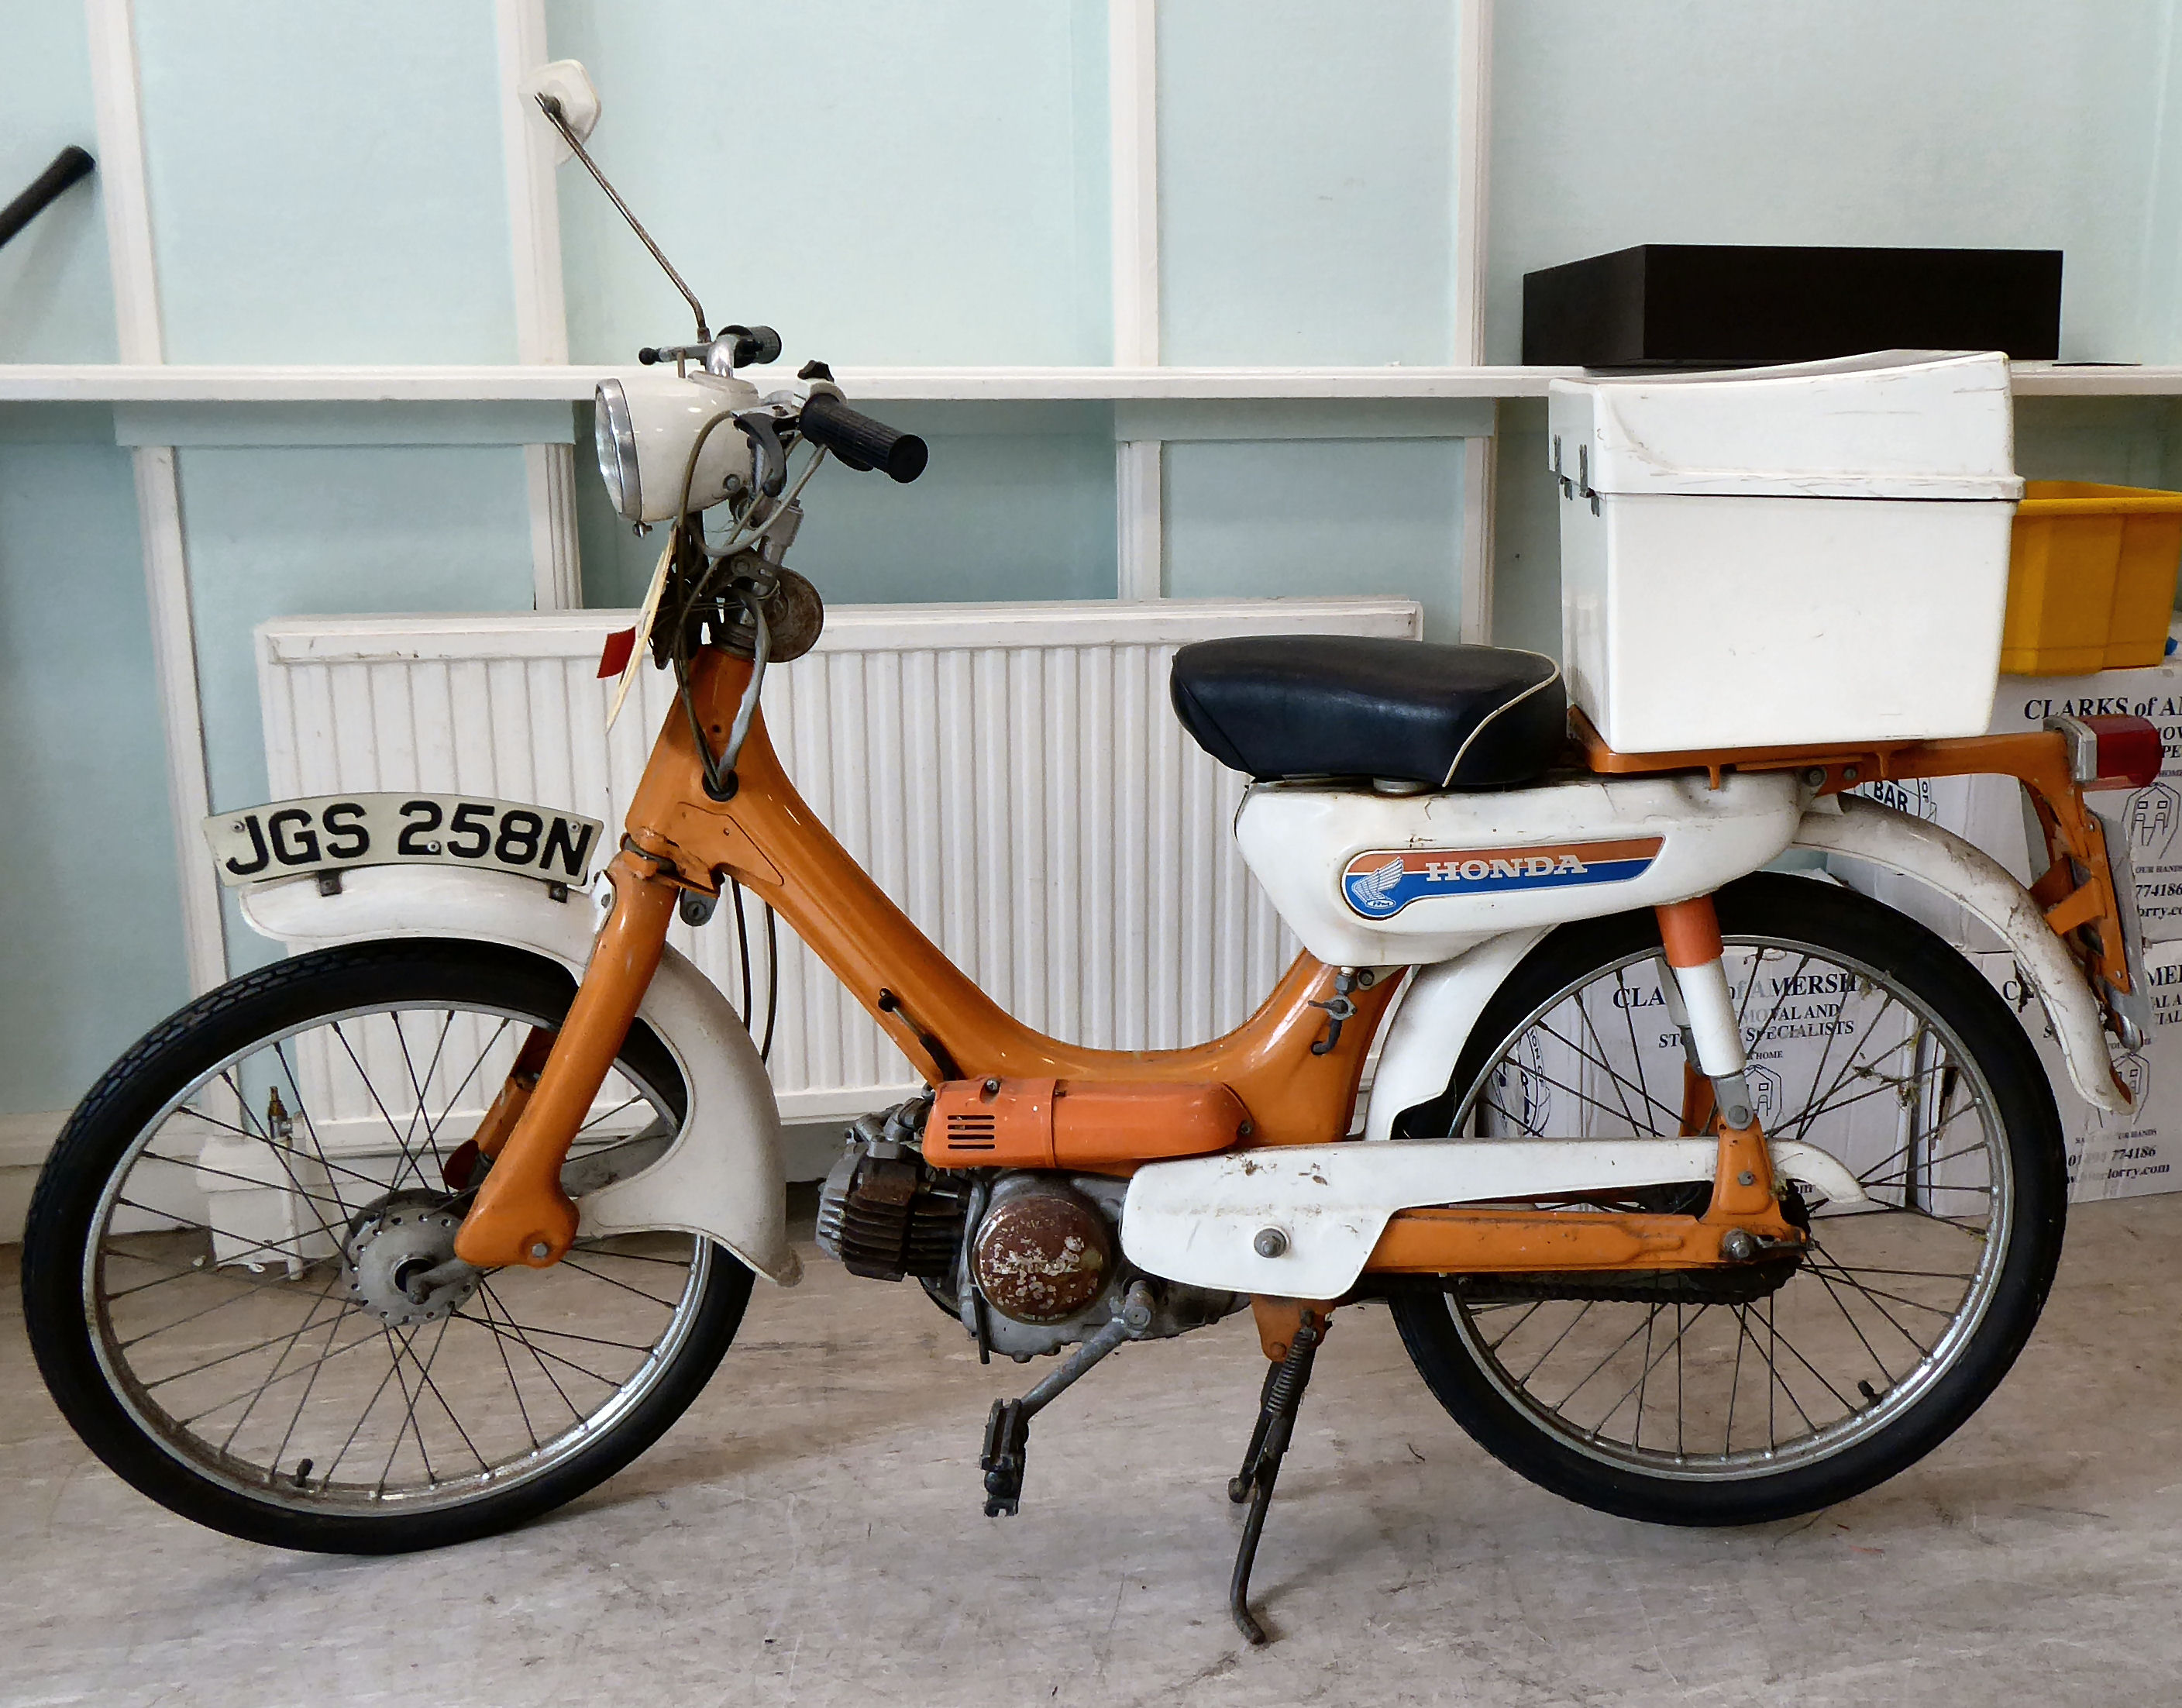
1521,244,2063,368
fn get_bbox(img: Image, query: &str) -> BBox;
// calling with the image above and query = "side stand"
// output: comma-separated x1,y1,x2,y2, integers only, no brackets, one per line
1226,1310,1323,1646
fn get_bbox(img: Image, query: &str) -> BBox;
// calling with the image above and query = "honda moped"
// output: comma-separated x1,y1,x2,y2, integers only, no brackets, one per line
22,64,2160,1644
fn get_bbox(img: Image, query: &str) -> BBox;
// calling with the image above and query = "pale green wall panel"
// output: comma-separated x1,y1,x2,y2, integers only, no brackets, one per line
577,405,1118,609
179,444,537,974
180,446,538,825
0,440,187,1113
1490,400,1564,659
1490,0,2174,363
0,1,119,362
1157,0,1461,365
133,0,518,363
1163,439,1465,639
547,0,1111,366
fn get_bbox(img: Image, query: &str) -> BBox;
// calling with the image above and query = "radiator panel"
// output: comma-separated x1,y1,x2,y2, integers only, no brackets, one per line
258,599,1421,1121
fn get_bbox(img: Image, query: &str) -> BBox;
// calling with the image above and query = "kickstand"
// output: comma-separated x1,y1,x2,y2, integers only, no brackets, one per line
1227,1312,1323,1647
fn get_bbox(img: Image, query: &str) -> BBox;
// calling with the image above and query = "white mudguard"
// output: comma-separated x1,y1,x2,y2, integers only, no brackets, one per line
238,865,800,1284
1792,795,2127,1114
1120,1138,1867,1299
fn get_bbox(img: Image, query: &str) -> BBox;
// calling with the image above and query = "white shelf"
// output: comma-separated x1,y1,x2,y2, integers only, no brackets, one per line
4,361,2180,405
0,362,1576,403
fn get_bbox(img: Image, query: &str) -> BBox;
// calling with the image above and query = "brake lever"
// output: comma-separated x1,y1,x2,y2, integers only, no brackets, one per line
735,412,789,498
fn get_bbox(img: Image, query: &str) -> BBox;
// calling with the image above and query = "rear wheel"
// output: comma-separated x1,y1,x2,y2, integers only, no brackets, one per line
22,939,752,1553
1387,874,2067,1525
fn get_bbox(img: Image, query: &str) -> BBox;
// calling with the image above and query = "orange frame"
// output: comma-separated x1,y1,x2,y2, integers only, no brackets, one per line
454,649,2111,1282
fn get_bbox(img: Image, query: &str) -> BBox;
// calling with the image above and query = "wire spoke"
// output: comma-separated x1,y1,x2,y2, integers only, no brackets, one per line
552,1256,684,1310
477,1279,587,1420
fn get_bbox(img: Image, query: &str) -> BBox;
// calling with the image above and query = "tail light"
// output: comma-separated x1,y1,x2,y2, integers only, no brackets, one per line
2046,715,2164,790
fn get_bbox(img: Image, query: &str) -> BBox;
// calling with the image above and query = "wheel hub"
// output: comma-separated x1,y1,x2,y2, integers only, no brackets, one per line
342,1190,481,1325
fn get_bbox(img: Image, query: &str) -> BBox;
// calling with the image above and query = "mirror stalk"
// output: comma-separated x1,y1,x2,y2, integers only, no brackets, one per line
535,92,711,343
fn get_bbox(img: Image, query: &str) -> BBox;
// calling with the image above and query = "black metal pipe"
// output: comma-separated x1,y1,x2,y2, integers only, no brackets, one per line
0,147,96,251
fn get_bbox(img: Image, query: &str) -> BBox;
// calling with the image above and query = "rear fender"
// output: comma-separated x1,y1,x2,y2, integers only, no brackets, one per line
237,865,800,1283
1364,928,1552,1142
1793,795,2127,1114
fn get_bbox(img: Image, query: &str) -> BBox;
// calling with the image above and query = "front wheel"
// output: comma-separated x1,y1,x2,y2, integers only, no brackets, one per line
1388,873,2067,1526
21,938,752,1553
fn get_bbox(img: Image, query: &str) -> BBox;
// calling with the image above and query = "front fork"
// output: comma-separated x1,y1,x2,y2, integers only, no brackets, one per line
453,846,682,1269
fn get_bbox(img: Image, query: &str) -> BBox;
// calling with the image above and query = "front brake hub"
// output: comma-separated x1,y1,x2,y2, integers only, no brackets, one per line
342,1190,483,1326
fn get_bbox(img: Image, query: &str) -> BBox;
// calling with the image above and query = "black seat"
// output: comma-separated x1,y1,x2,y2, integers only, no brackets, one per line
1169,635,1565,789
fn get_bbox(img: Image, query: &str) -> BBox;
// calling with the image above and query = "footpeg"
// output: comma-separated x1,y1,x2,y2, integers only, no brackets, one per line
972,1280,1155,1520
980,1399,1030,1517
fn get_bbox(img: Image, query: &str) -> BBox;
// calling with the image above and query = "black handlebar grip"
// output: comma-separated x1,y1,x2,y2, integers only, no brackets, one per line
798,391,928,484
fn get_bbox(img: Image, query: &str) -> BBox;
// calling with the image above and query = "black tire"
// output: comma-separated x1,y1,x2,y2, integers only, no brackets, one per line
1387,873,2067,1527
22,938,753,1554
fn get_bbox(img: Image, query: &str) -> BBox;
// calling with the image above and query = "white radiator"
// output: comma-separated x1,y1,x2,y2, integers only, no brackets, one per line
257,597,1421,1125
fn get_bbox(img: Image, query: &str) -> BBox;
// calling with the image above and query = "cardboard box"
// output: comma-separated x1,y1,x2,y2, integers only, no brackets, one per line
1512,950,1936,1203
1838,635,2182,946
1976,945,2182,1202
1984,653,2182,941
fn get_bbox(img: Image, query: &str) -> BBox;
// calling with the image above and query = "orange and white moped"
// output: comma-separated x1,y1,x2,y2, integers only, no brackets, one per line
22,65,2162,1644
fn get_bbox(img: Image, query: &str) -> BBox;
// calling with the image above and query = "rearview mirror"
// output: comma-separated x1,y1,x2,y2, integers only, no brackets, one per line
520,60,601,162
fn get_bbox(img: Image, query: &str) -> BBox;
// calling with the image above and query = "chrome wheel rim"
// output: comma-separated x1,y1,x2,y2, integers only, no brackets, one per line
82,1000,711,1517
1436,934,2012,1481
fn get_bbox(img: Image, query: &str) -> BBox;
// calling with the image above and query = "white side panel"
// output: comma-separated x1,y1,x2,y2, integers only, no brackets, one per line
1237,770,1802,969
237,865,800,1283
1793,795,2128,1113
256,599,1419,1121
1121,1137,1867,1299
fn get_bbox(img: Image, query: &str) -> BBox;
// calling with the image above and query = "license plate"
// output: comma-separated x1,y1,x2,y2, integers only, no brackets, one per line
203,794,604,889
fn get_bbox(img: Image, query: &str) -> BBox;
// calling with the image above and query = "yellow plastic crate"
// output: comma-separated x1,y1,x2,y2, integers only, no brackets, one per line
2001,480,2182,673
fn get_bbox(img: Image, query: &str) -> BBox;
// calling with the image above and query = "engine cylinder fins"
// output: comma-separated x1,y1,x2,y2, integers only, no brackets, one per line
813,1111,965,1283
969,1179,1115,1325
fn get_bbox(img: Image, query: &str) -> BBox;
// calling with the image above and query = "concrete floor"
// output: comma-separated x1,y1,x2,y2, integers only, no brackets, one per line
5,1193,2182,1708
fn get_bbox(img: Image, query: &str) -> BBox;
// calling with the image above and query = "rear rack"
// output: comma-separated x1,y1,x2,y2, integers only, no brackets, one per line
1569,707,2137,1002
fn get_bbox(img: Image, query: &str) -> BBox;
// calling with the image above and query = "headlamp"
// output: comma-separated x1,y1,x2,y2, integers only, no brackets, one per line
591,370,758,524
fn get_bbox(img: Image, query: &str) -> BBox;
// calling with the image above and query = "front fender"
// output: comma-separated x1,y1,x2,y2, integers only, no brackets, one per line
1793,795,2127,1114
238,865,800,1283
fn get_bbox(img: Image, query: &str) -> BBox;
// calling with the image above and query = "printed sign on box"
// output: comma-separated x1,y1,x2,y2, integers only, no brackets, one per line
1977,943,2182,1202
1489,951,1970,1208
1986,646,2182,942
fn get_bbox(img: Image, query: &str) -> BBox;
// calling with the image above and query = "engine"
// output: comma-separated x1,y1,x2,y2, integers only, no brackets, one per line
813,1101,967,1280
814,1097,1245,1359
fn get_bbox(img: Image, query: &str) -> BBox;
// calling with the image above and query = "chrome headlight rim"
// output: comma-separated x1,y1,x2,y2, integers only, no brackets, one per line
594,379,642,522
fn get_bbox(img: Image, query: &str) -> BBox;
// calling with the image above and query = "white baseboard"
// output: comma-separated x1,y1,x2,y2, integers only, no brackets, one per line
1,1113,65,1242
0,1111,66,1171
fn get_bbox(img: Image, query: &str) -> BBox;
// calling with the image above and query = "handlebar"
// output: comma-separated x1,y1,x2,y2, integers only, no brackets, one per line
0,146,95,252
798,391,928,484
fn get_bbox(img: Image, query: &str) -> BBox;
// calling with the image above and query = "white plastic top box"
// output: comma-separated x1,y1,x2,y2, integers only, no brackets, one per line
1550,350,2023,753
1550,349,2022,501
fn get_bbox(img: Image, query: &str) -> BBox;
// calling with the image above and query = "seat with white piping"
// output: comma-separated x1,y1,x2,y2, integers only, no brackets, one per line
1168,635,1565,789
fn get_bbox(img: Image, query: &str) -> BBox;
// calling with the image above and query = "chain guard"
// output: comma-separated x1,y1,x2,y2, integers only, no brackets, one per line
1445,1180,1809,1307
